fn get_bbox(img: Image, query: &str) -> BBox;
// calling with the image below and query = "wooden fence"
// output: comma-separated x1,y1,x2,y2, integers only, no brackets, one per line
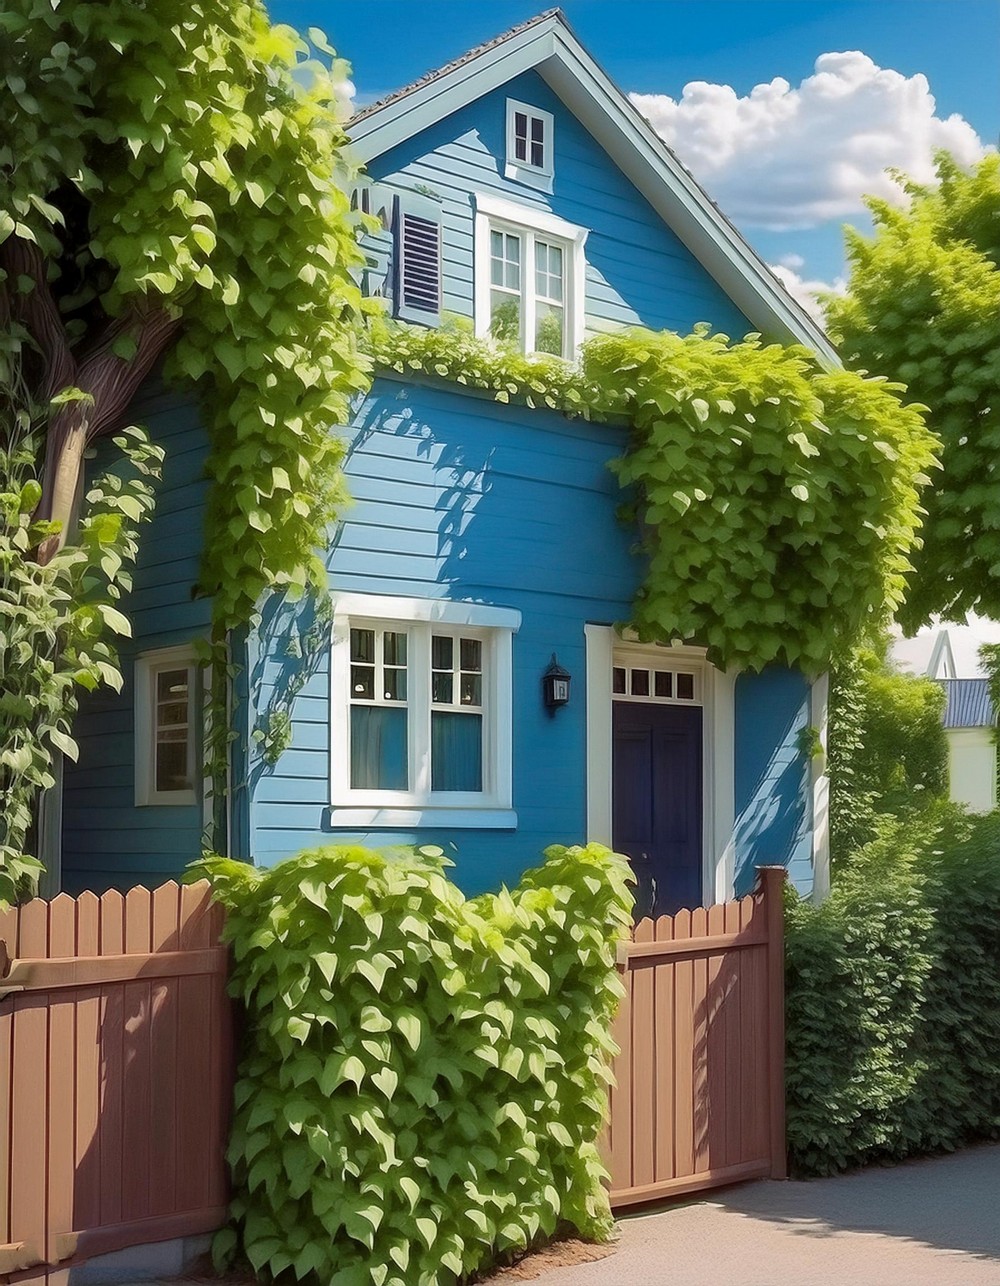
0,881,232,1285
607,866,786,1208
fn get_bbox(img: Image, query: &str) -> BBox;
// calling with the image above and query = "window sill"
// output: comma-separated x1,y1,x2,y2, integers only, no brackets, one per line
503,161,554,194
328,806,517,830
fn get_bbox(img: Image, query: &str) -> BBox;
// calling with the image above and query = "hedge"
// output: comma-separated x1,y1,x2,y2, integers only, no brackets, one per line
786,808,1000,1176
193,841,633,1285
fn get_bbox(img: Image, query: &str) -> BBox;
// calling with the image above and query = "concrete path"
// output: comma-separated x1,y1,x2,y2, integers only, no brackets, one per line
531,1144,1000,1285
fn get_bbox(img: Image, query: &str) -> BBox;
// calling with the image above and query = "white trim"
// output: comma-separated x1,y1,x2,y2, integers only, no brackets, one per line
504,97,554,192
348,12,838,364
328,807,517,829
473,193,588,357
331,591,520,631
810,672,831,903
584,624,614,846
134,646,199,808
585,627,736,904
330,595,519,823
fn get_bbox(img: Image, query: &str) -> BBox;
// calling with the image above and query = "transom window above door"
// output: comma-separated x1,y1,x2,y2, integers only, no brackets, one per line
612,662,700,705
474,194,587,359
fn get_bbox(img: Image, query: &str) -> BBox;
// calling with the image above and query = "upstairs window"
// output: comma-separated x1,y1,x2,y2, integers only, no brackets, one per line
474,194,587,359
505,100,554,191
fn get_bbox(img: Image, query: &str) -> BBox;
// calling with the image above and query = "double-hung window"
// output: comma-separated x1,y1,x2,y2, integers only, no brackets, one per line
474,194,587,359
330,594,520,827
135,647,200,806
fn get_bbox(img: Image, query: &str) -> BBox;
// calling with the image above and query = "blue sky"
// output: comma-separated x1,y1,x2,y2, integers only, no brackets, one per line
270,0,999,314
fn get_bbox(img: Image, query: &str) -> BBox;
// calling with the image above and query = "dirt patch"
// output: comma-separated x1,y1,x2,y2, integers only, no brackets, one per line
472,1236,617,1282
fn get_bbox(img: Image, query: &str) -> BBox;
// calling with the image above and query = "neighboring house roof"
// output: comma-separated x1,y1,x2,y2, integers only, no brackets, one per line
347,8,839,366
891,615,1000,680
939,678,996,730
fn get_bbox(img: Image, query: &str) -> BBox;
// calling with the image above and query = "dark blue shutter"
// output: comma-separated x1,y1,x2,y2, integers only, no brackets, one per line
392,192,442,326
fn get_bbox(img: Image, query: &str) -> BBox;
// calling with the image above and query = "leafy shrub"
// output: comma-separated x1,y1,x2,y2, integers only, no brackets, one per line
786,809,1000,1175
828,639,948,864
194,842,633,1285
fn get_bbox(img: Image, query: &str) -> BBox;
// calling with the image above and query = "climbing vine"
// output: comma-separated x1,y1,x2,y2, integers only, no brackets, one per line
367,318,938,673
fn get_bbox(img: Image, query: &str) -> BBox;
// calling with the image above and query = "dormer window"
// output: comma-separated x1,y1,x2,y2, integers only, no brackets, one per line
474,194,588,359
505,100,554,191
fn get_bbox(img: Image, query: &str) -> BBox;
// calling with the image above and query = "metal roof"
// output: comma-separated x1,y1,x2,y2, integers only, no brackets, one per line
939,678,996,729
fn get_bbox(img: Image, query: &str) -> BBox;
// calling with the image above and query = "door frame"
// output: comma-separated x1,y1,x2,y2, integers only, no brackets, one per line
585,624,737,905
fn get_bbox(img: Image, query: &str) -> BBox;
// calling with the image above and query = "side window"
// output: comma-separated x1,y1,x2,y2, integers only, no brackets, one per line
135,649,199,806
505,99,554,191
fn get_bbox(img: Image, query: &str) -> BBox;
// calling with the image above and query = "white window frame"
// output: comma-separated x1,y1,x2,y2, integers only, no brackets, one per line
505,99,555,191
330,593,521,829
135,646,199,807
473,193,588,359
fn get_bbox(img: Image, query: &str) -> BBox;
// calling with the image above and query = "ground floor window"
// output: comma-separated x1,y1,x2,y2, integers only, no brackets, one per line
134,647,199,806
330,594,520,826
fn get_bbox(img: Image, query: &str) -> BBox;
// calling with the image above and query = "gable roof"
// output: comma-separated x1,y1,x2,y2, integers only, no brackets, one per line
347,9,839,366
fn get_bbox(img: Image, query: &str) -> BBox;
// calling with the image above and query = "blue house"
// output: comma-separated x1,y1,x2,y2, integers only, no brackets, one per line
58,11,833,913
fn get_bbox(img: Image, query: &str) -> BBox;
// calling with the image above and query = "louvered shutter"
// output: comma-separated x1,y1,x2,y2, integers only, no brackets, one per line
392,192,442,326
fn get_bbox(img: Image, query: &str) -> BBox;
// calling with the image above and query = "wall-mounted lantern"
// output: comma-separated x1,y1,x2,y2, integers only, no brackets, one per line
542,654,571,713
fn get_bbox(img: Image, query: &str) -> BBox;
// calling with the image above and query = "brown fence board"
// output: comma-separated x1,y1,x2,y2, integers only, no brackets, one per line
608,868,787,1209
0,880,232,1283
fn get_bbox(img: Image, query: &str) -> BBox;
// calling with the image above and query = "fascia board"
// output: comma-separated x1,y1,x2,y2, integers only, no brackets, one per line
542,33,840,366
348,27,558,164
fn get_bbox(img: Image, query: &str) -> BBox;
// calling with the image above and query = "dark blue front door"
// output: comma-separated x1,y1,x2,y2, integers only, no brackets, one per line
612,700,703,918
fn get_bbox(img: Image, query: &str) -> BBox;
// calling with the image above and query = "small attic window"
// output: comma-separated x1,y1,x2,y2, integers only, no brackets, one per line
505,99,554,191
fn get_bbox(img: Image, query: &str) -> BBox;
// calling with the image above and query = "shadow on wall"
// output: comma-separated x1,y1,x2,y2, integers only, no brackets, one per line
732,671,811,896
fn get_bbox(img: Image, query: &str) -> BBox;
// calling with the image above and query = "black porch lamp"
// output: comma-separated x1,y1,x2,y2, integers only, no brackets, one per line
542,654,571,713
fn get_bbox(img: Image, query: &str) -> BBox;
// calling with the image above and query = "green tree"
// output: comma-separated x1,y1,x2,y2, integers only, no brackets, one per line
827,153,1000,631
0,0,370,888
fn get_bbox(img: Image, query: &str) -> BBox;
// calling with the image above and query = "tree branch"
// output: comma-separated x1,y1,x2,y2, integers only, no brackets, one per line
0,235,76,402
77,300,183,441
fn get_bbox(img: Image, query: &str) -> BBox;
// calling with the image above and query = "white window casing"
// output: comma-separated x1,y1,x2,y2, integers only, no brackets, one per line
473,193,588,358
330,594,520,828
505,99,554,191
135,646,199,807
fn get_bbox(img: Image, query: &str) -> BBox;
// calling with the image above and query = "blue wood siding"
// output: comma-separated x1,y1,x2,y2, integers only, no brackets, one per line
733,668,813,896
364,70,751,339
60,384,211,894
249,377,640,893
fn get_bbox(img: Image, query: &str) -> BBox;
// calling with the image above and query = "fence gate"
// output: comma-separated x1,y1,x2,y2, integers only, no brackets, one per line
607,866,786,1207
0,881,232,1285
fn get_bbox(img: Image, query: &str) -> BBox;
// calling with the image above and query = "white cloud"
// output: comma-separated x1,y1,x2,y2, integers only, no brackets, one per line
631,52,988,230
767,264,846,326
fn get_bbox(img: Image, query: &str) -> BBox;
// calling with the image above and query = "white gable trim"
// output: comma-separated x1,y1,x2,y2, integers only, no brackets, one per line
348,12,838,365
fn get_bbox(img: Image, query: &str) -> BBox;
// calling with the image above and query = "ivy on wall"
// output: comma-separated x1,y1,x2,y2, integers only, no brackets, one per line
367,318,938,674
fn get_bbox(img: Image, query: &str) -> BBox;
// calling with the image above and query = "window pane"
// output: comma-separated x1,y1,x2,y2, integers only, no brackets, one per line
460,638,482,672
504,235,520,289
514,111,527,162
431,635,453,669
432,711,482,791
350,628,375,664
534,302,564,356
490,292,522,347
536,242,563,301
613,666,627,694
351,665,375,699
432,671,453,704
676,673,695,700
460,673,482,706
531,116,545,143
383,631,407,666
631,669,650,697
350,706,407,789
531,139,544,168
155,739,191,793
383,668,406,702
654,671,673,698
157,670,188,702
157,701,188,727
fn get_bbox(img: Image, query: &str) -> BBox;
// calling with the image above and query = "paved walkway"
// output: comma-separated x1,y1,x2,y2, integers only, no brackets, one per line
530,1144,1000,1285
